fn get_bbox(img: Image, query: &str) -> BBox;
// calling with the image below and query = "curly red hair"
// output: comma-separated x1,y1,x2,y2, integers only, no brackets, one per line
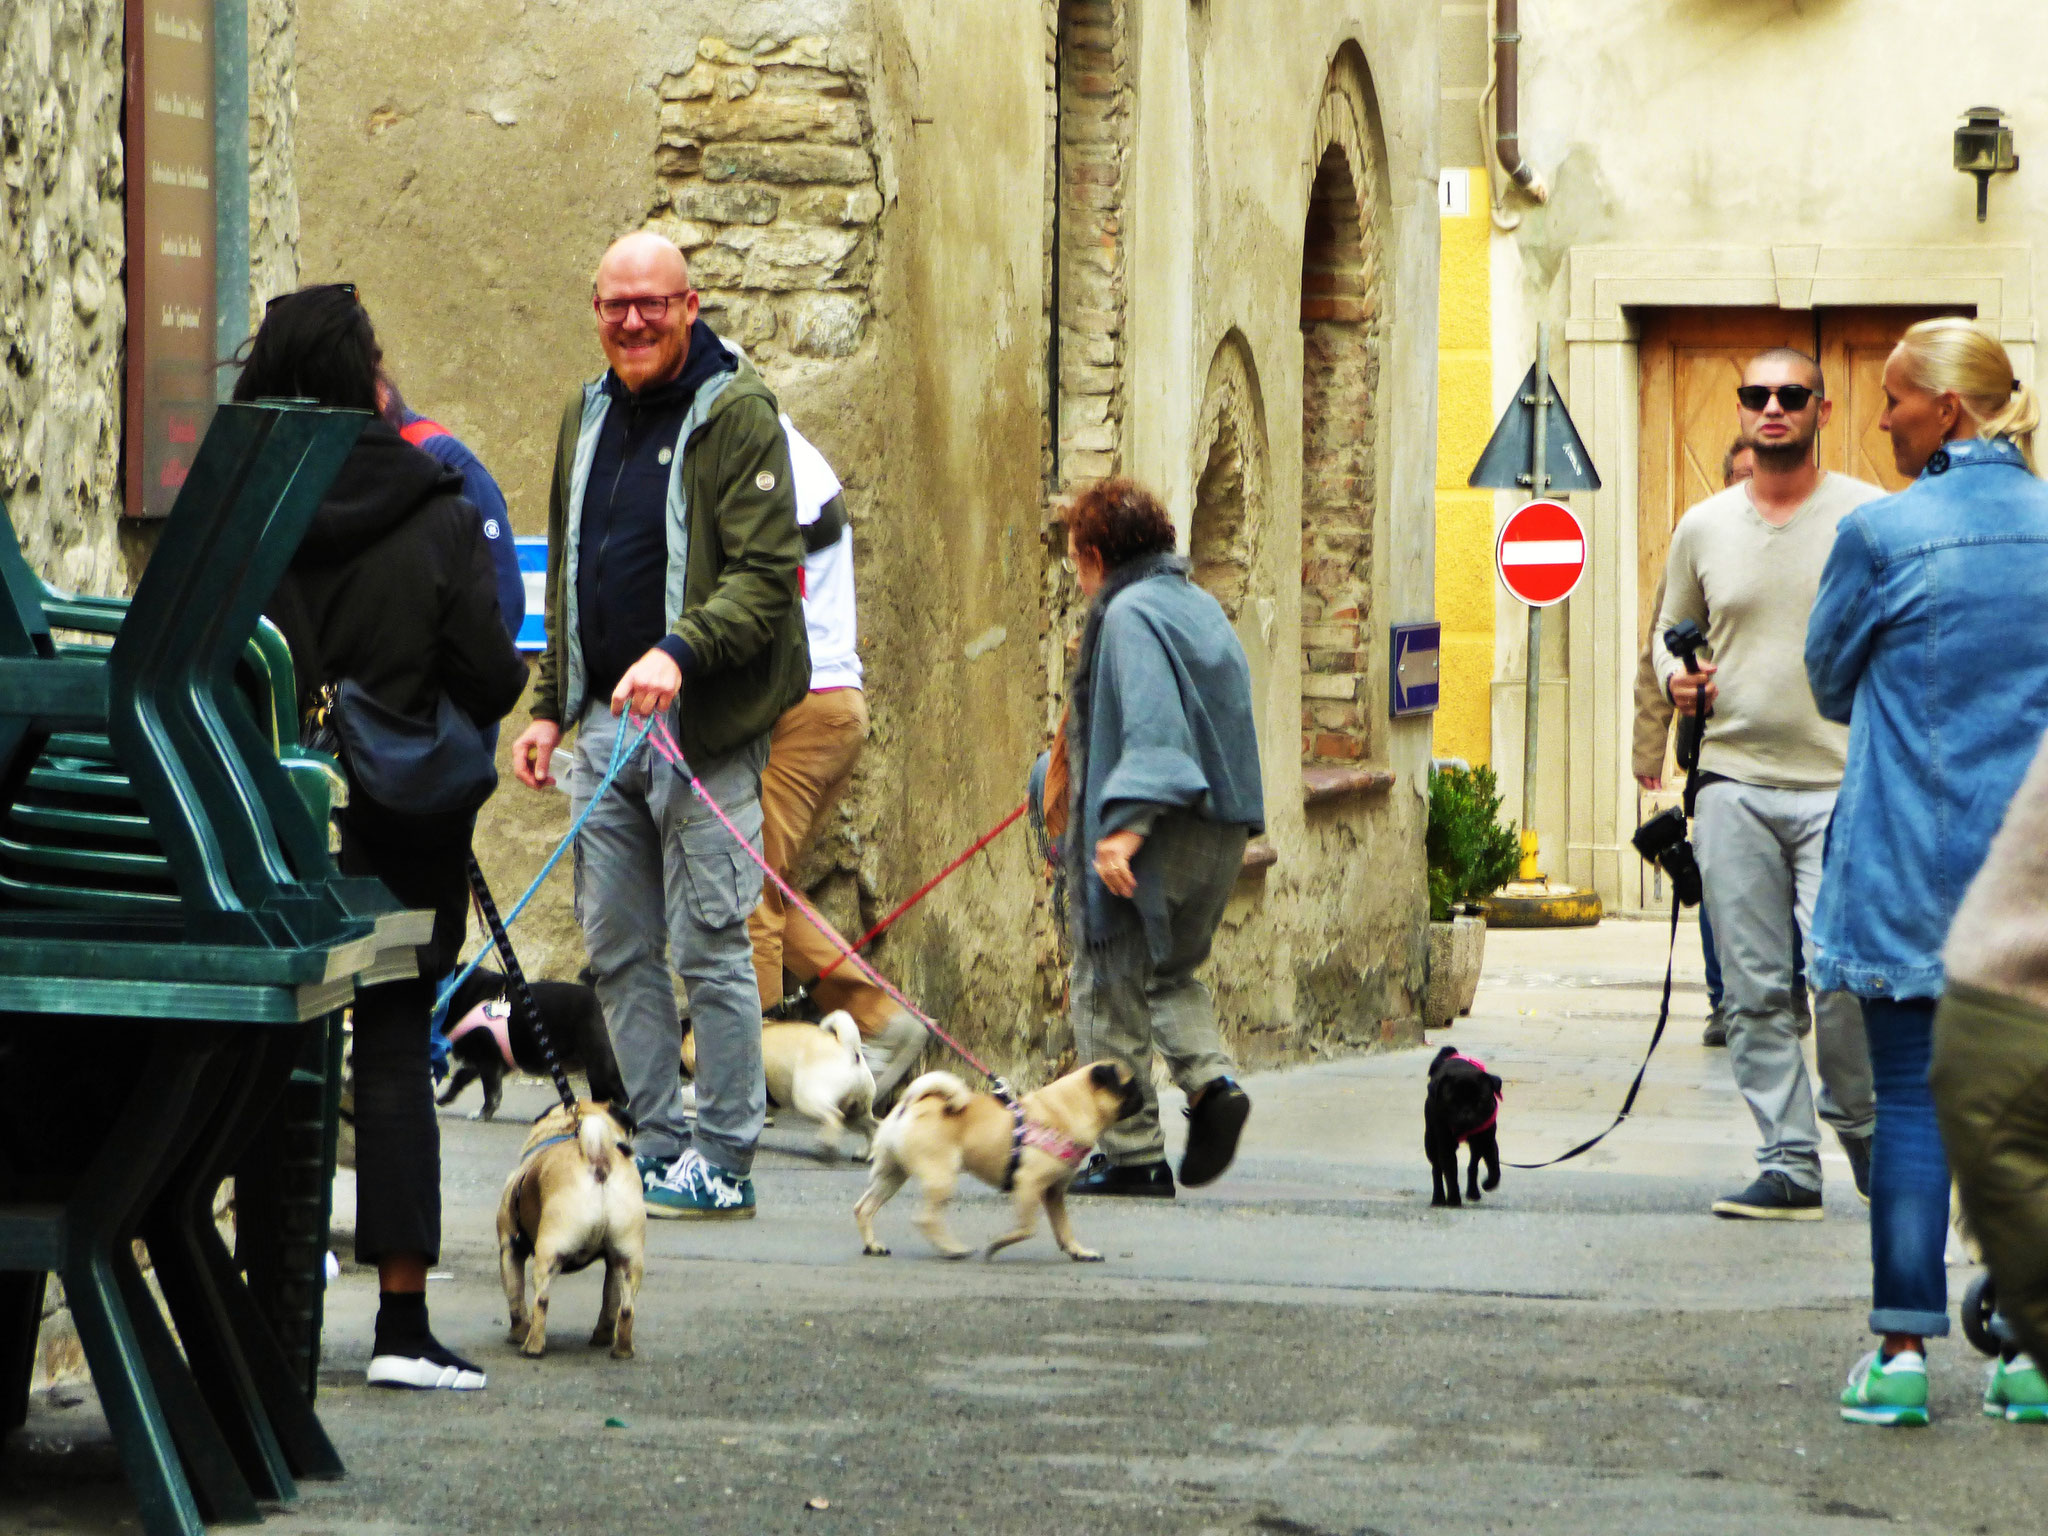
1063,477,1177,570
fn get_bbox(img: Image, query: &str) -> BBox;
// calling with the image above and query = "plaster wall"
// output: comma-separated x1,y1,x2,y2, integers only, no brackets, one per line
296,0,1440,1073
1476,0,2048,907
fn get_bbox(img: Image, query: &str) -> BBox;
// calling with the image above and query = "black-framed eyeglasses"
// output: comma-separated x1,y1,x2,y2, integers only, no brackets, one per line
266,281,358,312
1735,384,1819,412
594,291,691,324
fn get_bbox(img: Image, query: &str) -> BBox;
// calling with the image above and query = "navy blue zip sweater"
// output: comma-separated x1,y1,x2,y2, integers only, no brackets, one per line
575,321,737,706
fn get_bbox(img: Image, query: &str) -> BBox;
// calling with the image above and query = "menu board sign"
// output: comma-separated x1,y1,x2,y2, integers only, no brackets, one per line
124,2,218,518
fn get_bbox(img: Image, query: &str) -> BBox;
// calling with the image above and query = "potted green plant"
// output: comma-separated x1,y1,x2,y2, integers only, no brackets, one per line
1424,764,1520,1027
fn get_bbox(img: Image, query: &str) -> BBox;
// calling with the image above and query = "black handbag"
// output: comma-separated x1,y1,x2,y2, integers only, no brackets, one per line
306,678,497,817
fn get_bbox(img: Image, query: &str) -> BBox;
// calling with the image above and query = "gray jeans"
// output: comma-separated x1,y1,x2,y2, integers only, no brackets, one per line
572,704,769,1175
1070,813,1247,1166
1695,779,1875,1190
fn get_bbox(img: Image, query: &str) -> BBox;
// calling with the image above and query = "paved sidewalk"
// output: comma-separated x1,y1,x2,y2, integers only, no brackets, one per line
4,920,2032,1535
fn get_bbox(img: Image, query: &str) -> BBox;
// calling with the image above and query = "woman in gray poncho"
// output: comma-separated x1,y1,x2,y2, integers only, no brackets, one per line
1040,479,1265,1198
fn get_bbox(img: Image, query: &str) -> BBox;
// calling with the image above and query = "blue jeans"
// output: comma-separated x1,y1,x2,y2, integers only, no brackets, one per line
1862,997,1952,1339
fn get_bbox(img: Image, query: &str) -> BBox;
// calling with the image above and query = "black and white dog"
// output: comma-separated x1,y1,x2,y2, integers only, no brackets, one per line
1424,1044,1503,1208
437,966,624,1121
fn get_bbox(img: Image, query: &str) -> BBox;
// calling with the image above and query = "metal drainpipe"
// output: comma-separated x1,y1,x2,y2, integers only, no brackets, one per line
1493,0,1549,203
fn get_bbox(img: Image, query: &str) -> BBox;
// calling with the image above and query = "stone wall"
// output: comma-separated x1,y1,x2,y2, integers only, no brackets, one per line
652,35,879,378
248,0,302,307
0,0,127,597
1298,70,1384,766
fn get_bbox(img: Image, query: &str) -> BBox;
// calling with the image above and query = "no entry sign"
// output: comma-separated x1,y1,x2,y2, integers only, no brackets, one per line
1495,499,1587,607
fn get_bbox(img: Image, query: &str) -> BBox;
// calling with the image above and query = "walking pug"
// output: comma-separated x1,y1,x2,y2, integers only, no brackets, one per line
497,1100,646,1360
681,1010,880,1161
854,1061,1144,1261
1424,1045,1503,1208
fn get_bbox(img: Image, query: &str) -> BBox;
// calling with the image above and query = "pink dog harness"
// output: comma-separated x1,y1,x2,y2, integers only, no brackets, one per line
1449,1051,1501,1141
445,996,517,1070
1002,1101,1090,1190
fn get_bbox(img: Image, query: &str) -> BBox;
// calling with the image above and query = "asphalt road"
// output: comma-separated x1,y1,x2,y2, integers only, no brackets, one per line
4,922,2037,1535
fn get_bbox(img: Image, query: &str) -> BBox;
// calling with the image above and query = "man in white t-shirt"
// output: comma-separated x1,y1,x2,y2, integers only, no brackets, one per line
1655,348,1876,1221
749,420,928,1101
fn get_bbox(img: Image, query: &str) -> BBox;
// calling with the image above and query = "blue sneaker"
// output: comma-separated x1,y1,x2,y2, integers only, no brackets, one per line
635,1154,674,1193
644,1147,755,1221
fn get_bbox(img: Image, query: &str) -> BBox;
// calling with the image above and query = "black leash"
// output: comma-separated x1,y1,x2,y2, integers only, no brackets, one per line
465,854,579,1117
1506,894,1682,1170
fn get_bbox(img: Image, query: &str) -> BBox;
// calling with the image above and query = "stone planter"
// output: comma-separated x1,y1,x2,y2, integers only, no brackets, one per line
1423,913,1487,1028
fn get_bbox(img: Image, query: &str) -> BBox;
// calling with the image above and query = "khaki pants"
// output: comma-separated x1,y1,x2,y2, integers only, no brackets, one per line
749,688,895,1035
1932,983,2048,1362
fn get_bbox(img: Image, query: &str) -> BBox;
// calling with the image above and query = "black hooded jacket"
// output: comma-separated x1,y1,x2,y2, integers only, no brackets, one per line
271,417,529,733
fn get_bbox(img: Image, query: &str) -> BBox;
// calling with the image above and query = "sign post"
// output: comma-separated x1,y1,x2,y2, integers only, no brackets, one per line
1469,322,1604,926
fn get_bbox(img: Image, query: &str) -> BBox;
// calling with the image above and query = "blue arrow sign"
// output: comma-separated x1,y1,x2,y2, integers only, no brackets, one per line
1391,621,1440,717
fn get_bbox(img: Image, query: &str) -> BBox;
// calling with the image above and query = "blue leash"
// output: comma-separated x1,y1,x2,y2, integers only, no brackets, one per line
433,714,653,1015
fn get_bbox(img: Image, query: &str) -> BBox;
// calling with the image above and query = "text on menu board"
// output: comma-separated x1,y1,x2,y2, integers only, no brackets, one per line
125,1,217,517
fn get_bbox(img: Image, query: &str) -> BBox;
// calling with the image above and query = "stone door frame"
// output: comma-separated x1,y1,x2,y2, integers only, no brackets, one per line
1553,243,2035,908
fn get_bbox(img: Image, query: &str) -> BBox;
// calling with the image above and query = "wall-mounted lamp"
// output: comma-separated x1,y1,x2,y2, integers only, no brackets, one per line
1955,106,2019,223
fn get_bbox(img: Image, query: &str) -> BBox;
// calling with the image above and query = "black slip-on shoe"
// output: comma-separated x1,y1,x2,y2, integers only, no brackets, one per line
1179,1078,1251,1188
1701,1010,1728,1047
1711,1169,1823,1221
1067,1153,1175,1198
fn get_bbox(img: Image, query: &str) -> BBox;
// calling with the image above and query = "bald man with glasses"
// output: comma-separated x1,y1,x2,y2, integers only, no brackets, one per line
1654,347,1878,1221
512,231,808,1221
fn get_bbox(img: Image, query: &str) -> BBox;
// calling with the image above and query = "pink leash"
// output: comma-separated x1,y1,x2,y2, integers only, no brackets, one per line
643,716,1011,1093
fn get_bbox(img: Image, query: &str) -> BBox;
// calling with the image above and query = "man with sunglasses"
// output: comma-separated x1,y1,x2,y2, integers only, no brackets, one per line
512,231,808,1220
1654,349,1877,1221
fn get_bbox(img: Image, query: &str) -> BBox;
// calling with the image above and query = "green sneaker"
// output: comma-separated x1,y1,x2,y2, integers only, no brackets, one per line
1841,1349,1929,1426
1984,1353,2048,1424
635,1153,674,1193
644,1147,756,1221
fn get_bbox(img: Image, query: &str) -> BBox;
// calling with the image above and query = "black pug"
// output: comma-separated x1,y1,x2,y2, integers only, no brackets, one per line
1424,1044,1503,1208
436,966,625,1121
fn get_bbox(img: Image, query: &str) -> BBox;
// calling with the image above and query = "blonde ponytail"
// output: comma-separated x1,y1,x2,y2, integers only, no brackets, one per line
1896,317,2038,473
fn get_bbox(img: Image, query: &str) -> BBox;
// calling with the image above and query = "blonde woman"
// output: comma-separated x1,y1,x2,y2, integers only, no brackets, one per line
1806,317,2048,1427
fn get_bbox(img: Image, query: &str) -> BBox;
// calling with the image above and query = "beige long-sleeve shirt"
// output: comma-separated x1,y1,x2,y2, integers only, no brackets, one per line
1652,472,1881,789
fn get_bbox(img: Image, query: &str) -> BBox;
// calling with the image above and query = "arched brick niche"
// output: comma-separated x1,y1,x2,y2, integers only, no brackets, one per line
1297,50,1386,765
1046,0,1130,491
1190,332,1269,623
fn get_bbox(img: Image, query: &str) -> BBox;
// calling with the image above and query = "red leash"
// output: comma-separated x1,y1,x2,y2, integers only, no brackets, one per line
644,717,1011,1091
811,798,1027,983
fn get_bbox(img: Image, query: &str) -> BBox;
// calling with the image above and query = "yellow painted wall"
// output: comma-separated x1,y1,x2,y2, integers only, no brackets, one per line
1433,170,1492,763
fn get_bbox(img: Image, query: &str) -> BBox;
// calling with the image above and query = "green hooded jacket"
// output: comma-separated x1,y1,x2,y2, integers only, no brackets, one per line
529,354,809,760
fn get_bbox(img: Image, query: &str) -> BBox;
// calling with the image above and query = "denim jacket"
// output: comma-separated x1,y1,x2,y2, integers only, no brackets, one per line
1805,436,2048,1000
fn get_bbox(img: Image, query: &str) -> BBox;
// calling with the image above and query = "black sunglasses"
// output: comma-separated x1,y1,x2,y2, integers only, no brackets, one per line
265,281,359,312
1735,383,1818,412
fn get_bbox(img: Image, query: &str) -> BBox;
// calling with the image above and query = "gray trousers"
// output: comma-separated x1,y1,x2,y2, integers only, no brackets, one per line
1695,779,1875,1191
1070,813,1247,1166
572,704,769,1175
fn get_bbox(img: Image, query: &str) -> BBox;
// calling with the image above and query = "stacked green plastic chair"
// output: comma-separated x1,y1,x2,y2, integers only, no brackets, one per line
0,402,430,1536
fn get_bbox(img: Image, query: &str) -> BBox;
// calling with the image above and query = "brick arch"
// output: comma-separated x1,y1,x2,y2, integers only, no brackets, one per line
1298,50,1386,765
1046,0,1130,491
1190,332,1269,623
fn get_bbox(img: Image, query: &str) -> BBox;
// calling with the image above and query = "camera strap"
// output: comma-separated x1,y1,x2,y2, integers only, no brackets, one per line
1506,894,1682,1170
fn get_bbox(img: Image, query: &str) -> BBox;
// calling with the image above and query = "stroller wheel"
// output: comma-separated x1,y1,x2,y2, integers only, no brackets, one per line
1961,1271,2000,1357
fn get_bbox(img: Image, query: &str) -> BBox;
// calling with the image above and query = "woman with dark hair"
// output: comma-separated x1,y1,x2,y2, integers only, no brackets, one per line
1042,478,1265,1199
240,283,529,1390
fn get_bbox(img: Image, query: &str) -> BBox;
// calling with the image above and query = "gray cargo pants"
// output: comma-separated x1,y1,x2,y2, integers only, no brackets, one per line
572,703,769,1176
1695,779,1875,1192
1070,812,1247,1167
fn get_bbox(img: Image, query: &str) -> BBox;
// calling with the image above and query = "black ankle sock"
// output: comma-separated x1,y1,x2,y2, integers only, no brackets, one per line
374,1289,431,1354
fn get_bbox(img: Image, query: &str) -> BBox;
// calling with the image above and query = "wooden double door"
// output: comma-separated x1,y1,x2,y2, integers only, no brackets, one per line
1635,306,1969,648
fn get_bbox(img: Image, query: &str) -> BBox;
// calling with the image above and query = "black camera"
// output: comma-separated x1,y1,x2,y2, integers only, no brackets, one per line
1664,619,1710,773
1632,805,1702,908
